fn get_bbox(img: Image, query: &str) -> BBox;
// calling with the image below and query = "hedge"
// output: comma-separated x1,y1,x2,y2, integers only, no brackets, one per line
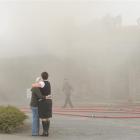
0,106,27,133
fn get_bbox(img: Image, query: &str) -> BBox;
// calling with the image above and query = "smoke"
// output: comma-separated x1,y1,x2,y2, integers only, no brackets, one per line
0,0,140,106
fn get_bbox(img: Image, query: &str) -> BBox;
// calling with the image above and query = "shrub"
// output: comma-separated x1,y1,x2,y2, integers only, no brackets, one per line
0,106,27,133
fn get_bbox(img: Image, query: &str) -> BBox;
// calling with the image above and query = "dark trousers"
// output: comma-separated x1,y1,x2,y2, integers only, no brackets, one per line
63,96,73,108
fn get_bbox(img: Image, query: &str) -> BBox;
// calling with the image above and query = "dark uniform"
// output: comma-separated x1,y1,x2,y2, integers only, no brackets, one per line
63,81,73,108
38,80,52,118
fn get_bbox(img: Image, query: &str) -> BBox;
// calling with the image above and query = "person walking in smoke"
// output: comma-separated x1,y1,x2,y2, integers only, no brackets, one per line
62,79,74,108
32,72,52,137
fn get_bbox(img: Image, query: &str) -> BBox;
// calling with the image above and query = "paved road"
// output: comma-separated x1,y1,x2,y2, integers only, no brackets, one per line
1,113,140,140
21,106,140,118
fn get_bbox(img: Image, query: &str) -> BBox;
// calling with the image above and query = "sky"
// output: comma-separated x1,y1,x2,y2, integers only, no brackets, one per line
0,0,140,105
0,0,140,57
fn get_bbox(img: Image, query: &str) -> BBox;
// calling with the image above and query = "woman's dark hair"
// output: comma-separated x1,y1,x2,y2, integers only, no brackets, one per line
41,72,49,80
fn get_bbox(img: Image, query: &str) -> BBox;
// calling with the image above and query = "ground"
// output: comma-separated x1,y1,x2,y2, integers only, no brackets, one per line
1,112,140,140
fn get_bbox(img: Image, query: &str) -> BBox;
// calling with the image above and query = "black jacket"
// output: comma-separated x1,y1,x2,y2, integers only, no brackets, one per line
30,87,45,107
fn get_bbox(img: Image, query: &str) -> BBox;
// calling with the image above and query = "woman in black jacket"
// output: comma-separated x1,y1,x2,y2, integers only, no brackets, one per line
32,71,52,136
38,72,52,136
